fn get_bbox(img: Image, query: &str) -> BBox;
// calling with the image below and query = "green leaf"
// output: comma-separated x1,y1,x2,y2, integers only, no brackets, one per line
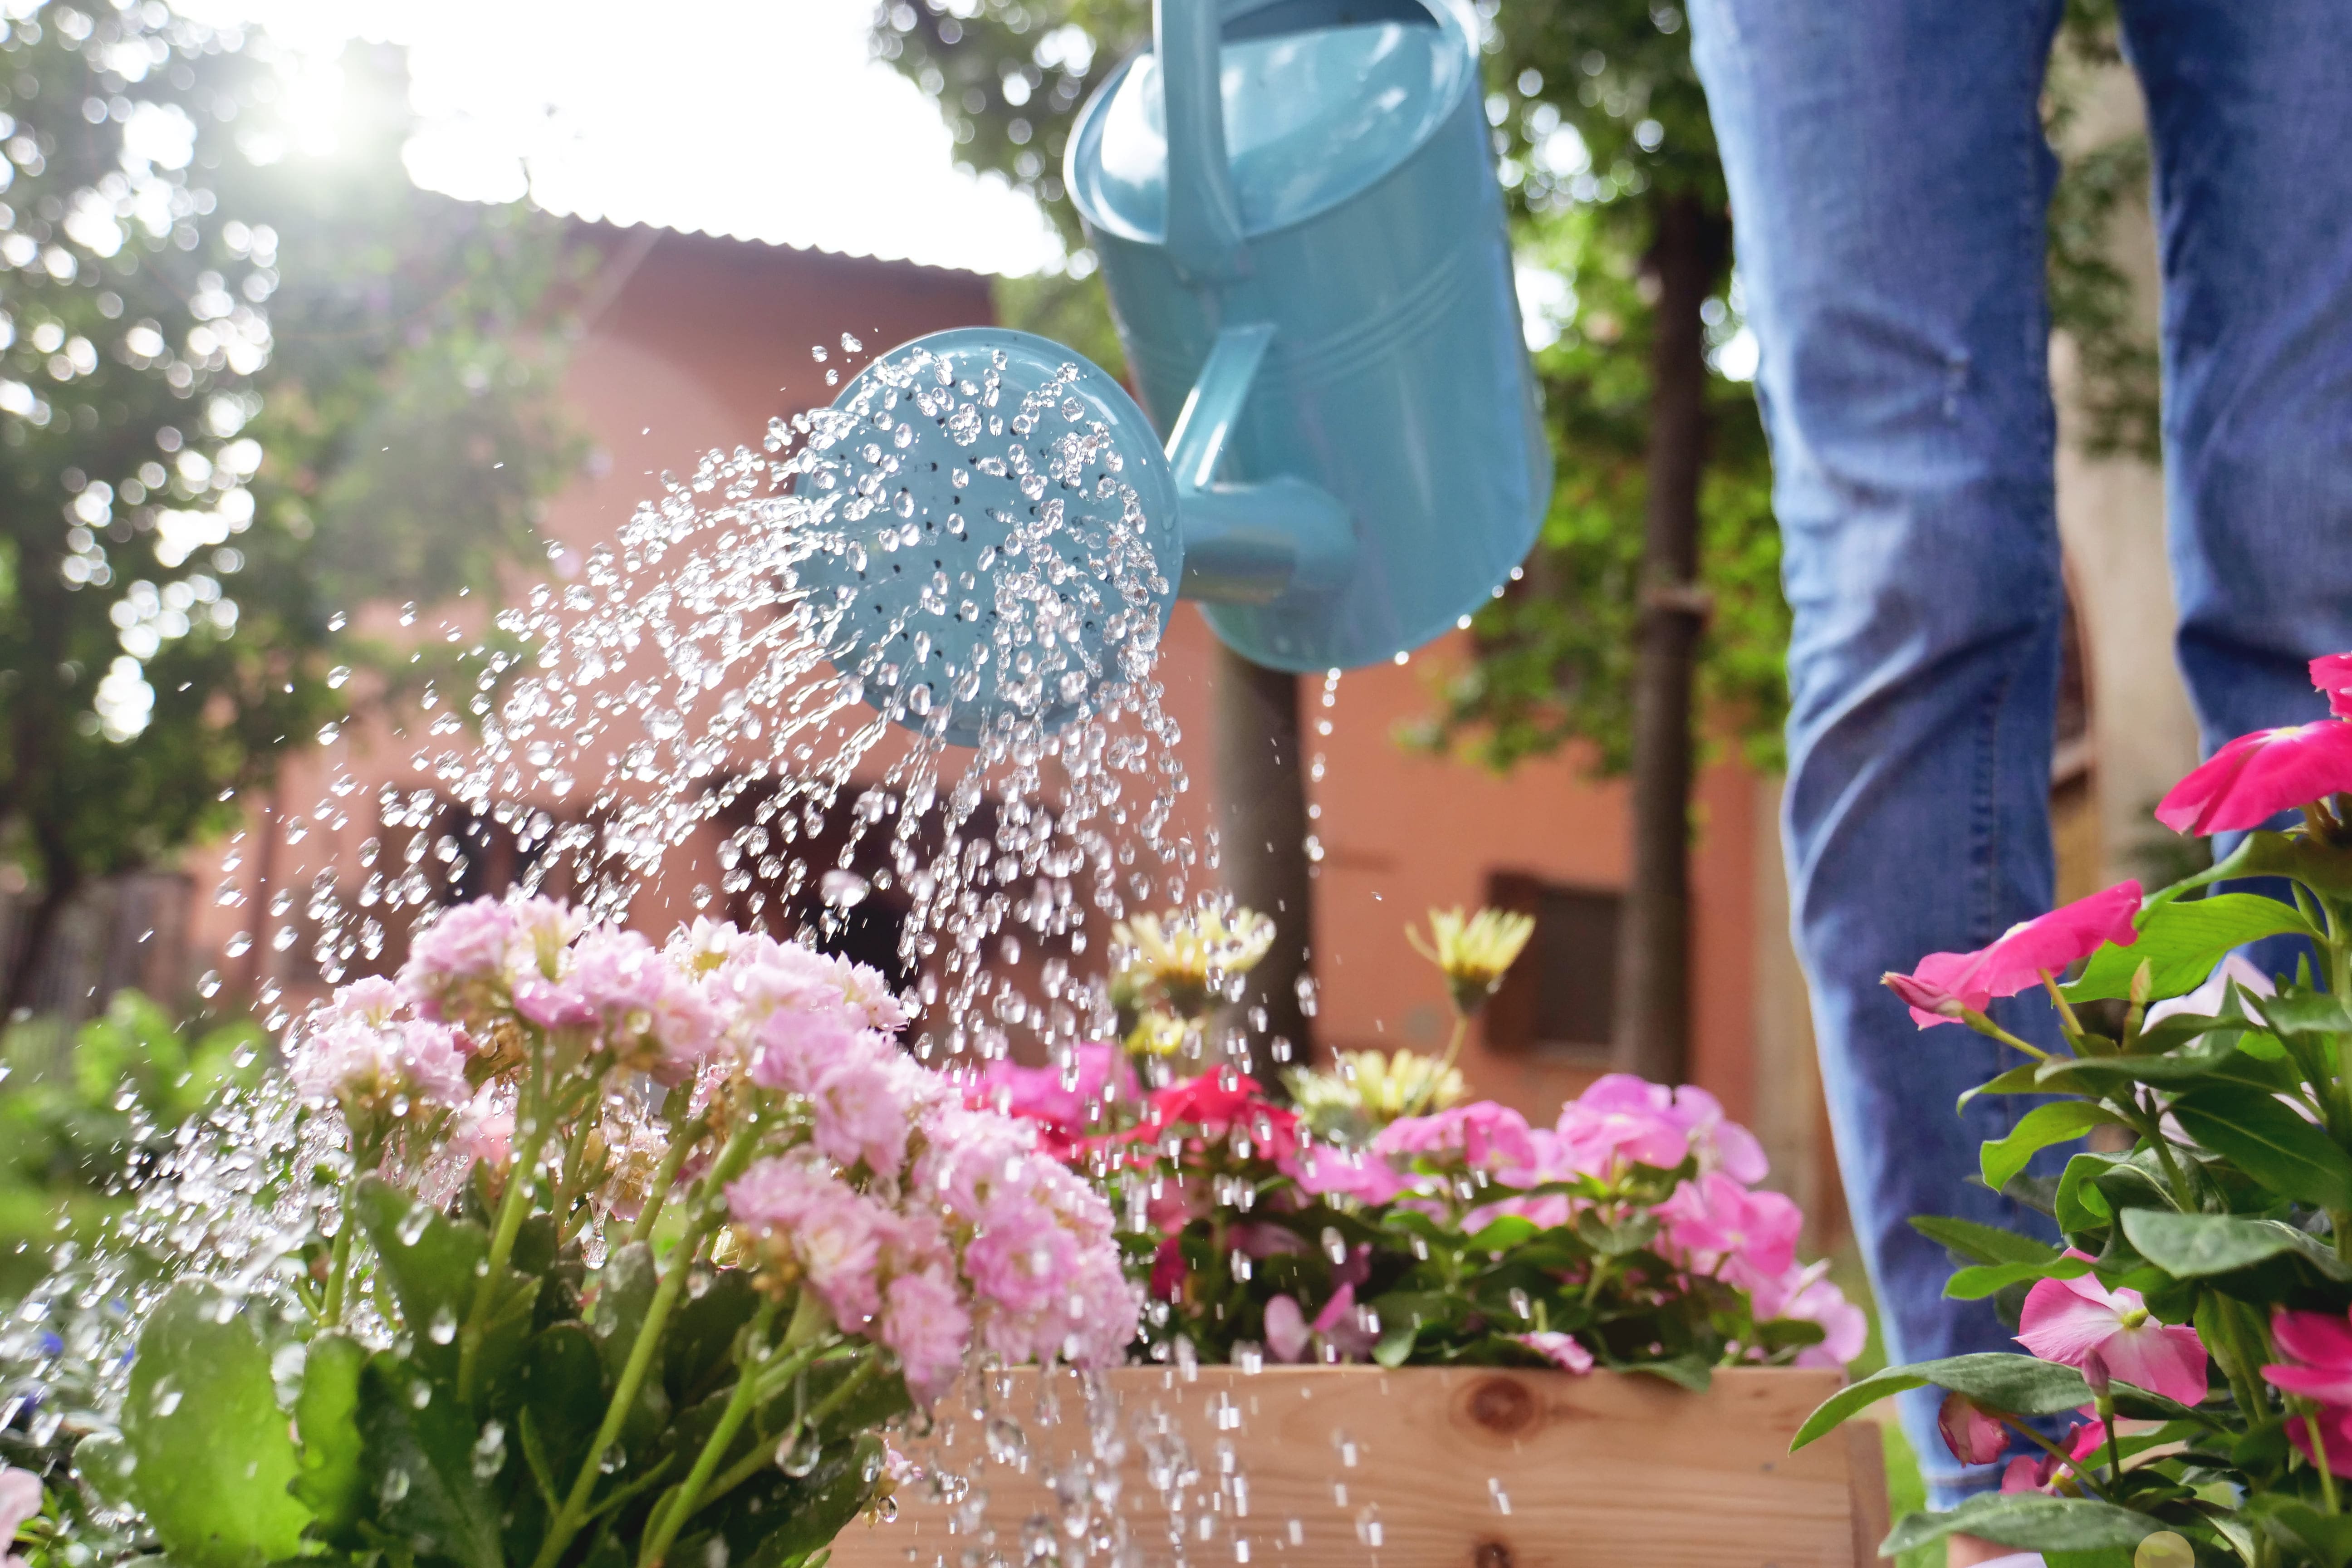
518,1322,608,1486
2217,831,2352,903
2247,1494,2352,1568
2170,1084,2352,1210
1373,1323,1416,1368
1624,1354,1710,1392
1983,1102,2124,1194
663,1267,762,1409
1958,1062,2048,1111
1791,1353,2092,1451
1882,1493,2160,1554
291,1332,369,1542
2064,892,2316,1003
592,1241,670,1446
353,1175,534,1391
1465,1215,1539,1253
1945,1254,2093,1300
2056,1152,2121,1233
1911,1215,2063,1268
120,1281,311,1568
358,1352,504,1568
2258,990,2352,1041
2121,1207,2352,1281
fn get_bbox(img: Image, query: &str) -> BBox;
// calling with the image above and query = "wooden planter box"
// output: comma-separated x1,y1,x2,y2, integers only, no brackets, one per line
829,1365,1889,1568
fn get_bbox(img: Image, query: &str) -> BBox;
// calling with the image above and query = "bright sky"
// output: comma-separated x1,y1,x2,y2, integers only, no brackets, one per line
184,0,1068,278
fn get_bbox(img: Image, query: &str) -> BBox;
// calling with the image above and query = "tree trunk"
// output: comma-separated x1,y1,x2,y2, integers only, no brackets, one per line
1211,640,1315,1078
2,854,79,1023
1612,192,1728,1085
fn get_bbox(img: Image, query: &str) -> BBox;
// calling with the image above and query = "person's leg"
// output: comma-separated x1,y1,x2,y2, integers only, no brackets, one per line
1688,0,2069,1510
2117,0,2352,752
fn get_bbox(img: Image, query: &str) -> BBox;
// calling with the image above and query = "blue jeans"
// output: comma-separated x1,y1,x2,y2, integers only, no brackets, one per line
1690,0,2352,1508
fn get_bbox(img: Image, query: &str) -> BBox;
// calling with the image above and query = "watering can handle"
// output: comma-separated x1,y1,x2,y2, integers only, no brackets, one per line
1156,0,1248,280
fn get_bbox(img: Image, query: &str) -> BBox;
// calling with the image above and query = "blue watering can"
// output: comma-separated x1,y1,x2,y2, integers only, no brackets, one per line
800,0,1547,744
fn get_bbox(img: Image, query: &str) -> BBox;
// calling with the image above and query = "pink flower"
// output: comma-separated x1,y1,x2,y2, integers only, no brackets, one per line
404,897,519,986
1999,1421,2107,1494
1264,1294,1311,1362
2156,721,2352,836
747,1010,882,1097
1311,1283,1378,1360
447,1091,515,1175
326,976,404,1027
393,1020,473,1109
963,1192,1080,1318
878,1265,972,1403
1514,1332,1594,1373
1376,1102,1536,1174
511,973,597,1030
1658,1171,1802,1292
1937,1392,2008,1466
1259,1288,1374,1362
725,1157,887,1326
1757,1265,1868,1371
809,1055,913,1175
2017,1268,2207,1406
2265,1307,2352,1407
1555,1075,1690,1173
1886,881,2142,1029
2316,653,2352,720
1279,1143,1411,1204
0,1465,44,1565
972,1042,1132,1136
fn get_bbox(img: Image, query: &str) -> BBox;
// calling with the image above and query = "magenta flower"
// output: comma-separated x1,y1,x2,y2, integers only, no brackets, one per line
1513,1331,1594,1373
2156,720,2352,835
2264,1306,2352,1406
1936,1392,2008,1466
2017,1269,2207,1406
1999,1420,2107,1495
1657,1171,1802,1292
1885,880,2142,1029
2314,652,2352,720
1263,1294,1311,1362
1752,1262,1867,1370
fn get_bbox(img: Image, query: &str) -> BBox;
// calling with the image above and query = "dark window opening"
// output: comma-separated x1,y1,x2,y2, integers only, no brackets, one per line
1482,871,1621,1058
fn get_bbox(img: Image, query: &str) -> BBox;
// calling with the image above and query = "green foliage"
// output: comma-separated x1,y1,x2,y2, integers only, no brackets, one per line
0,7,585,1001
116,1280,311,1568
1801,811,2352,1562
0,990,264,1296
98,1168,907,1568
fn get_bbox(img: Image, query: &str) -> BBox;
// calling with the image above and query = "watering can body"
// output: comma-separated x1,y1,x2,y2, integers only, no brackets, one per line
1067,0,1549,671
798,0,1546,744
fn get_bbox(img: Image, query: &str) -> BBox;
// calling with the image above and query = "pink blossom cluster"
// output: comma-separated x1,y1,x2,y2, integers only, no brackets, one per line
287,899,1136,1401
287,975,472,1127
1282,1074,1861,1369
726,1100,1136,1399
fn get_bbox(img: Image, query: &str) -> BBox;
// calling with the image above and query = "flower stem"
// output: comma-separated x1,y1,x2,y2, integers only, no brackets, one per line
457,1087,558,1407
319,1162,367,1327
2309,1406,2342,1515
532,1118,765,1568
630,1108,712,1247
635,1293,794,1568
1403,1016,1468,1120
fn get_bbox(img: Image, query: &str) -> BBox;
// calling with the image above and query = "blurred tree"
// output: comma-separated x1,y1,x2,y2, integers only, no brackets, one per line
875,0,2162,1081
0,6,585,1015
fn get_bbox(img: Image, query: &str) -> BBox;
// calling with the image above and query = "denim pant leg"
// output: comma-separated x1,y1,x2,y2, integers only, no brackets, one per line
1688,0,2072,1508
2118,0,2352,748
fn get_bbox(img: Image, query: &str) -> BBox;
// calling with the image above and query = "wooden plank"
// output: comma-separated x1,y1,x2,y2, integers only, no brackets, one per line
830,1366,1879,1568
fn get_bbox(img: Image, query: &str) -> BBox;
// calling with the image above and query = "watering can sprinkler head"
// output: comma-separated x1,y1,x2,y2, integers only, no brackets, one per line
803,0,1549,747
